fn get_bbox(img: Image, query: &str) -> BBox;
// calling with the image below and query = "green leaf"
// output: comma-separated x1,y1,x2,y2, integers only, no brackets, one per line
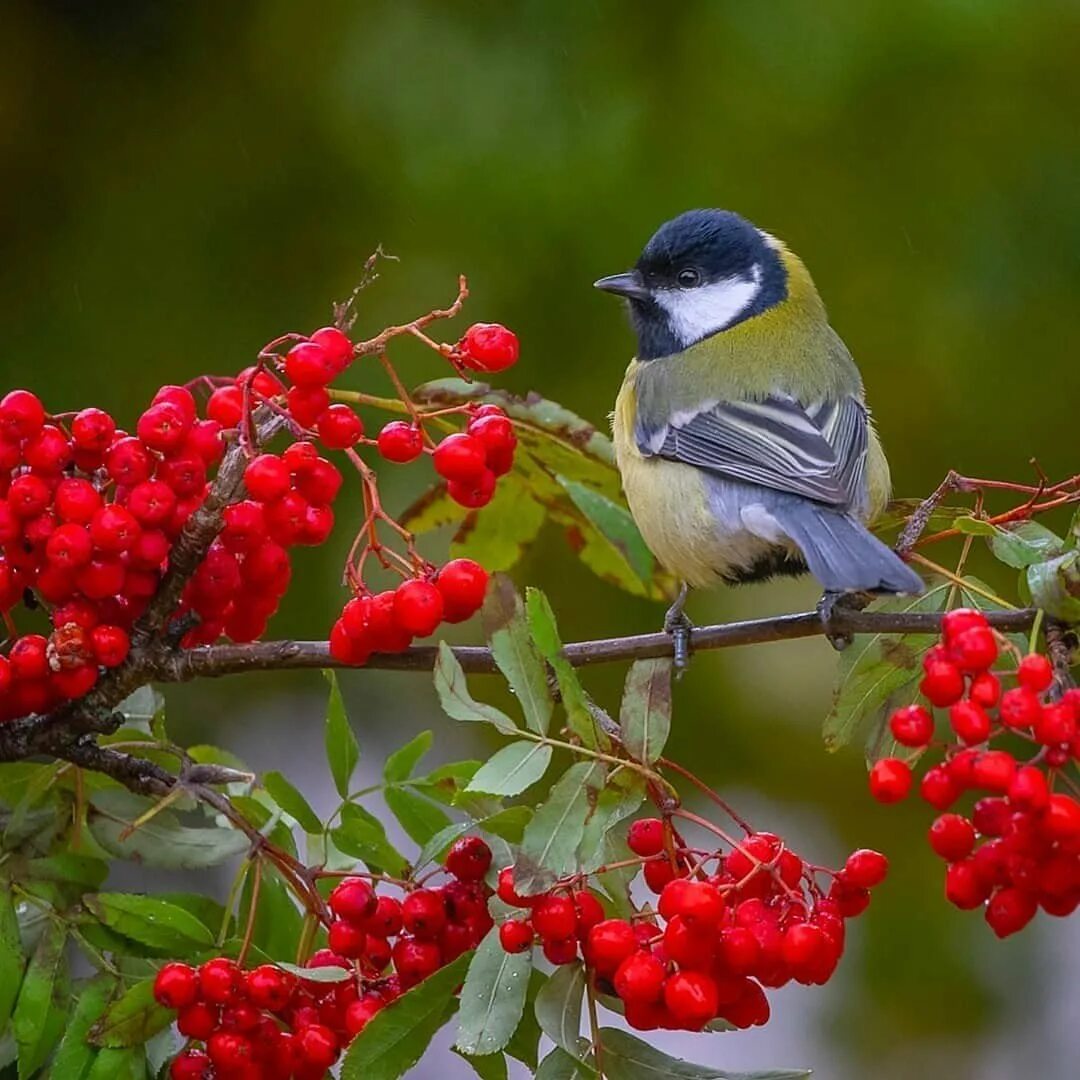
536,1046,596,1080
85,1047,145,1080
383,731,434,783
455,928,531,1056
1027,551,1080,621
415,823,471,870
483,575,554,736
88,790,248,870
89,978,171,1048
331,806,409,878
341,950,472,1080
276,960,351,982
324,670,360,799
0,892,23,1037
24,854,108,891
526,588,605,750
479,806,533,843
465,741,553,797
823,583,951,752
955,517,1067,569
558,476,655,584
434,643,519,735
263,772,322,834
593,834,638,920
454,1048,509,1080
506,968,545,1069
52,975,115,1080
951,515,997,537
83,894,213,953
241,866,302,962
619,659,672,764
451,473,547,571
579,779,646,874
599,1029,810,1080
384,785,452,846
534,962,585,1055
515,762,605,895
12,919,67,1079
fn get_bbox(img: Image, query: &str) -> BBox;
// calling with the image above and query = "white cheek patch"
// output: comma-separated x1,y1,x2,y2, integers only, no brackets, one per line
653,267,763,348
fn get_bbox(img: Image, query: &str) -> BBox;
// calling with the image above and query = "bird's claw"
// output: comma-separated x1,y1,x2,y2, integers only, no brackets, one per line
817,590,872,651
664,583,693,676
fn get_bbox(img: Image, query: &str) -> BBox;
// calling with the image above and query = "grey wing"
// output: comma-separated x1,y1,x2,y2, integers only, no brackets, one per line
639,394,869,510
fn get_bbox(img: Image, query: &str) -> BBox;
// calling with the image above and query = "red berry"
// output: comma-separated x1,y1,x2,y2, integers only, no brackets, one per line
328,918,368,958
377,421,424,463
499,919,534,954
367,895,404,938
436,558,489,622
285,341,338,386
1007,765,1050,811
207,385,244,427
137,401,190,452
945,859,990,909
127,480,177,527
868,758,911,803
573,891,605,935
170,1049,211,1080
393,579,444,637
496,866,535,908
176,1001,217,1040
401,889,447,940
433,433,487,482
287,384,331,427
296,1023,339,1070
928,814,976,861
920,660,965,707
54,478,102,523
614,950,666,1004
71,408,116,452
941,608,988,642
1043,793,1080,841
950,626,998,672
345,995,384,1037
9,635,49,681
889,704,934,747
533,895,578,941
585,919,637,977
245,965,293,1011
1000,687,1042,729
659,879,724,926
843,849,889,888
24,425,71,472
1034,703,1077,745
971,750,1016,793
152,962,199,1009
317,404,364,449
0,389,45,439
310,326,354,366
949,700,991,744
459,323,520,372
199,957,241,1005
294,456,342,504
244,454,292,502
781,922,828,976
718,926,760,974
328,877,376,923
90,624,130,668
391,937,441,987
542,937,580,965
664,971,719,1030
643,858,678,893
46,523,93,570
985,886,1038,938
448,469,497,509
1017,653,1054,693
445,835,492,882
627,817,665,857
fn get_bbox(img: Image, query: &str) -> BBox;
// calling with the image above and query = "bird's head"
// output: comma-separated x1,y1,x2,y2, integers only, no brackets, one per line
595,209,788,360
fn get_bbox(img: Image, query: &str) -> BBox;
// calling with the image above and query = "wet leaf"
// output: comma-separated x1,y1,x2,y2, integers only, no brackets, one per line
324,670,360,799
455,929,531,1056
465,742,553,797
535,1046,597,1079
454,1048,509,1080
434,643,519,736
83,894,213,953
89,978,171,1048
619,659,672,764
52,974,115,1079
12,919,67,1078
534,962,585,1055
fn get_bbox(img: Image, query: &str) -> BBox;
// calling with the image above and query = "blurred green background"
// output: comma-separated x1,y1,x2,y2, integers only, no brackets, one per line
4,1,1079,1076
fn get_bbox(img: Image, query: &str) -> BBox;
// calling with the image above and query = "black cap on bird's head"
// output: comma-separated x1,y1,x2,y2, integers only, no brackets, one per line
595,209,788,360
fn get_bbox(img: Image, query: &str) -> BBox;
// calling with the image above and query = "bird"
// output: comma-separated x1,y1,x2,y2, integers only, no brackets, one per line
595,208,923,666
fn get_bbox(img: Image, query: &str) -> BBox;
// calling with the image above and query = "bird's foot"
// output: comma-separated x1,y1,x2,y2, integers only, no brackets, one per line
664,584,693,676
817,590,860,651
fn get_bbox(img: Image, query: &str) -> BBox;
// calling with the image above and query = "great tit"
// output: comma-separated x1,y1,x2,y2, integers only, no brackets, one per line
596,209,923,659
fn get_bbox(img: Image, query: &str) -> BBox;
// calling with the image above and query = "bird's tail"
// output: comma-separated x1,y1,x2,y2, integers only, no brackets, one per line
775,503,924,595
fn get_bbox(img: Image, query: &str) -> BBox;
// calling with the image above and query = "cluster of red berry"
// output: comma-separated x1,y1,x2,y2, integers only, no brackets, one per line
0,309,519,720
497,817,887,1032
155,836,494,1078
868,608,1080,937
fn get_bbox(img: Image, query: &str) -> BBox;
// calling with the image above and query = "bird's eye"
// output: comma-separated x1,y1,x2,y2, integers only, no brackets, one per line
676,267,700,288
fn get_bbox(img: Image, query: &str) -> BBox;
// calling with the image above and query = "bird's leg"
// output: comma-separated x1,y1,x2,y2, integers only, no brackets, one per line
816,590,872,651
664,582,693,674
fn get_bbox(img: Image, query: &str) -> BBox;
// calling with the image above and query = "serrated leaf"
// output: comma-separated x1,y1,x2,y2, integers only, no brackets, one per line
534,962,585,1055
88,790,248,870
89,978,171,1048
1027,551,1080,621
341,950,472,1080
455,928,531,1056
0,892,23,1037
823,582,951,752
83,894,213,953
483,576,554,736
619,659,672,764
331,807,409,878
263,772,322,834
600,1029,809,1079
434,643,519,735
505,968,545,1069
536,1046,597,1079
451,473,547,570
52,974,115,1080
384,785,452,846
465,742,553,797
12,919,67,1079
324,670,360,799
515,762,605,895
526,588,606,750
25,854,108,891
383,731,434,783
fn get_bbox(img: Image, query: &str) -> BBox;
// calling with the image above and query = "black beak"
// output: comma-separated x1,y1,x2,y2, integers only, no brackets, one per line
593,271,651,302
